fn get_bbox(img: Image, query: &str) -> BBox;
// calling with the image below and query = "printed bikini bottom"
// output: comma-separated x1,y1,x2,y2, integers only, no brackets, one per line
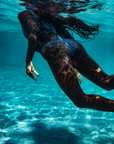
41,39,76,58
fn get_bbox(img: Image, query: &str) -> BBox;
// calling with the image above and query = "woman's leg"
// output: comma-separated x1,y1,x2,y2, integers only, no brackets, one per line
72,41,114,91
43,42,114,112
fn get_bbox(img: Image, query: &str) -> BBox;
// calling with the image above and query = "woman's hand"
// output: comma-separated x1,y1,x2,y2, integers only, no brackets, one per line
26,61,39,81
74,68,83,84
77,73,83,84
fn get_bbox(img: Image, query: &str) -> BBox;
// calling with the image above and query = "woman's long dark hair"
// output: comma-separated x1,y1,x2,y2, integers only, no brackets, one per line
20,0,101,40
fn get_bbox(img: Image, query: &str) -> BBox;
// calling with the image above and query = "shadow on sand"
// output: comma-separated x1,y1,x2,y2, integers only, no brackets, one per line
28,120,79,144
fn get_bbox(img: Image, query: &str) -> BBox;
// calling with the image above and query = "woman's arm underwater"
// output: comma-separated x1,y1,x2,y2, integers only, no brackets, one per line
56,24,74,40
18,10,40,80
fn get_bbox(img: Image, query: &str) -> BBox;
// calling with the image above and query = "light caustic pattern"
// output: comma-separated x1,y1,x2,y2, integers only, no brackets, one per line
0,65,114,144
0,0,114,144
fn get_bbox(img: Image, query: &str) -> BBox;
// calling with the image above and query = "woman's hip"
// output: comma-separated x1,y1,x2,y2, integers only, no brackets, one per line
41,39,77,59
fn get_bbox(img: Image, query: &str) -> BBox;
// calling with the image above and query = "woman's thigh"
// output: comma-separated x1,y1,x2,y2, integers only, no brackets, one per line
72,41,114,90
43,42,85,107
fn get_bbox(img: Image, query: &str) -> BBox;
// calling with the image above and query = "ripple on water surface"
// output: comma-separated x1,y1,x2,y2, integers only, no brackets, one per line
0,65,114,144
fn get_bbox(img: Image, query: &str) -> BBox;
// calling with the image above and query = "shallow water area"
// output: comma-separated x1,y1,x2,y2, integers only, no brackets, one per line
0,65,114,144
1,0,114,144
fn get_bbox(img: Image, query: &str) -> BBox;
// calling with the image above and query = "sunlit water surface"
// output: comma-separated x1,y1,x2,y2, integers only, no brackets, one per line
0,0,114,144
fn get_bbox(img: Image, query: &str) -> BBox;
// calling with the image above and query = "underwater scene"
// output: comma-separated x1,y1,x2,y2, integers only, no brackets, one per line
0,0,114,143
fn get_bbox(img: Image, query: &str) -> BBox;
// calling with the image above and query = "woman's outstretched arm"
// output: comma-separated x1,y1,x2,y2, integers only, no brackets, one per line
18,10,40,80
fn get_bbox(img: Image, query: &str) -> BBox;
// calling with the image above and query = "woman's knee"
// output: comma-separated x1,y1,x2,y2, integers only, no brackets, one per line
71,92,86,108
103,75,114,91
97,74,114,91
73,94,93,109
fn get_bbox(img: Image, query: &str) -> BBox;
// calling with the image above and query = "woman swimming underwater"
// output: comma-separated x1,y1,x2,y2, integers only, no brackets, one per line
18,1,114,112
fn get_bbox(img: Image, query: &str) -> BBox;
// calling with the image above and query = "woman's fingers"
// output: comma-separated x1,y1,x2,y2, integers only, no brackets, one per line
32,69,39,76
31,62,39,76
28,71,37,81
26,68,37,81
77,74,83,84
26,62,39,80
26,69,34,79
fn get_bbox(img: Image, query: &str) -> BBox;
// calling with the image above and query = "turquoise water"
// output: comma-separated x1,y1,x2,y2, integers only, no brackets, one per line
1,0,114,144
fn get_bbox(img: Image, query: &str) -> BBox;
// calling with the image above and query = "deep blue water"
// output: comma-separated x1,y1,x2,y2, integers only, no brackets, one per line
1,0,114,144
